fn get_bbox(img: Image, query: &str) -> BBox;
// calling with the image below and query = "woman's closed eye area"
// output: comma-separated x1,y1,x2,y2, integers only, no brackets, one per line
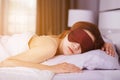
68,28,95,53
60,34,82,55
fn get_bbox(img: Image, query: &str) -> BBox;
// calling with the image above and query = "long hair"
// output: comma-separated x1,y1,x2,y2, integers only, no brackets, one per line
70,21,105,49
58,30,70,39
58,21,104,49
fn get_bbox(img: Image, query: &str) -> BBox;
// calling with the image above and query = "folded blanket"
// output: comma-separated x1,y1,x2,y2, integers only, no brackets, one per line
0,67,55,80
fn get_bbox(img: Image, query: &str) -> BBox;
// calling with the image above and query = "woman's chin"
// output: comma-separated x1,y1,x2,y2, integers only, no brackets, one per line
63,52,73,55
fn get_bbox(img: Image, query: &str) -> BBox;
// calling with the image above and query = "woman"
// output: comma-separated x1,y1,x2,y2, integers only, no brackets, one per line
0,22,115,73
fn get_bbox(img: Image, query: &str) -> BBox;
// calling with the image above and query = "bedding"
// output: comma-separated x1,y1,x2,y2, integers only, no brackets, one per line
0,42,10,61
0,67,120,80
43,50,120,70
0,35,55,80
53,70,120,80
0,67,54,80
0,32,34,57
0,33,120,80
43,34,120,70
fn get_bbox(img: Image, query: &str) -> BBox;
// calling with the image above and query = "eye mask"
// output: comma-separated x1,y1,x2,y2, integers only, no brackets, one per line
68,28,94,53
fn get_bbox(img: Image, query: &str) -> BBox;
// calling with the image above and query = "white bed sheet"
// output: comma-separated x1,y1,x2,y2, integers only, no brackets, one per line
53,70,120,80
0,67,119,80
0,67,54,80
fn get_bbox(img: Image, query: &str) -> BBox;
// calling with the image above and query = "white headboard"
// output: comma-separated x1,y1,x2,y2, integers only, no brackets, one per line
99,0,120,55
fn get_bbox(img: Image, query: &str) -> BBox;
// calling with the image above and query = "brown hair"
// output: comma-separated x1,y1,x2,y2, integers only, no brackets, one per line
58,30,70,39
70,21,105,49
58,21,104,50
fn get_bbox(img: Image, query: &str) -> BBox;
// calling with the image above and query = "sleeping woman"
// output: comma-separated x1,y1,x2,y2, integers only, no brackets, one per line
0,22,115,73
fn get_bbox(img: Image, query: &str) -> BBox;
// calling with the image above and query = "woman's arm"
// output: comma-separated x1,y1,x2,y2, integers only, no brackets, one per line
0,59,81,73
101,42,115,57
0,47,81,73
0,46,81,73
0,39,81,73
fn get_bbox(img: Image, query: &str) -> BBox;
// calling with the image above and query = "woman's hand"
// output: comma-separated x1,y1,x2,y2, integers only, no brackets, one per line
50,62,82,74
101,43,115,57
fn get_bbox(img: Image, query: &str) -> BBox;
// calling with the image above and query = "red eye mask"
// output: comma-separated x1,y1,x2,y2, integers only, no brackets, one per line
68,28,94,53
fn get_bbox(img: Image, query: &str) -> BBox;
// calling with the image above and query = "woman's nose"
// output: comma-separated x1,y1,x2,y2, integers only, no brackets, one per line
72,43,80,50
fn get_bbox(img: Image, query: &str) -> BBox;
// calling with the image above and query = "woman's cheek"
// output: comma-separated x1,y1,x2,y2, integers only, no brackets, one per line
63,47,72,55
74,49,82,54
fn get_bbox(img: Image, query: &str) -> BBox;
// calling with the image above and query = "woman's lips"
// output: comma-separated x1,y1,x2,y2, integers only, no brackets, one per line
68,47,74,54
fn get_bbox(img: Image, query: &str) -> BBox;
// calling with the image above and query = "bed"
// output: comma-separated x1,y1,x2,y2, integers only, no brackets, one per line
0,49,120,80
0,67,120,80
53,70,120,80
0,36,120,80
51,36,120,80
45,50,120,80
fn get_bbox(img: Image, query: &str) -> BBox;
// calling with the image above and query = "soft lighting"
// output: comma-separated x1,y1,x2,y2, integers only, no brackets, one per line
68,9,96,27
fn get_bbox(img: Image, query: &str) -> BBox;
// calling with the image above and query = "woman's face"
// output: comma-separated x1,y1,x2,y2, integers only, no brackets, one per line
59,29,95,55
59,34,82,55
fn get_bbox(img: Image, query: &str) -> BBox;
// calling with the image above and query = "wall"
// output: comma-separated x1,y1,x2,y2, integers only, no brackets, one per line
70,0,99,24
76,0,99,12
99,0,120,11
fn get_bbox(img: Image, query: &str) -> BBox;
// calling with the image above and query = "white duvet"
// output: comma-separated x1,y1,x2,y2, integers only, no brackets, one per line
0,37,55,80
0,67,54,80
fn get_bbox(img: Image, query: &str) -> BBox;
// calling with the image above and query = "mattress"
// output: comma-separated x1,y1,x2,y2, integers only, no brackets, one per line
53,70,120,80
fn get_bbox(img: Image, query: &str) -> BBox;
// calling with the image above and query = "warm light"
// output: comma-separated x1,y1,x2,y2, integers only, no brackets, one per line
3,0,37,34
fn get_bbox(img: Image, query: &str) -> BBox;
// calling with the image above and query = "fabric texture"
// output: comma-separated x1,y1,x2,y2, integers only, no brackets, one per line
43,49,120,70
0,32,34,61
0,67,54,80
53,70,120,80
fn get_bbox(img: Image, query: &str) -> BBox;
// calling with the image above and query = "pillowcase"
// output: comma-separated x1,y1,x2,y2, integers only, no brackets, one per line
42,50,120,70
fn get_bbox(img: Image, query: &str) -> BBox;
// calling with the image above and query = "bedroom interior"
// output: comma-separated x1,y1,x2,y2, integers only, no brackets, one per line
0,0,120,80
0,0,98,35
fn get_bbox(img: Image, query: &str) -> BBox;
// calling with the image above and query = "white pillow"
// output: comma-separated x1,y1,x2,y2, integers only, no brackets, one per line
0,43,10,62
43,50,120,70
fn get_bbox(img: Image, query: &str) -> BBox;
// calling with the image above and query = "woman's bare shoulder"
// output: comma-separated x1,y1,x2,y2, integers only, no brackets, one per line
5,35,60,63
29,35,59,48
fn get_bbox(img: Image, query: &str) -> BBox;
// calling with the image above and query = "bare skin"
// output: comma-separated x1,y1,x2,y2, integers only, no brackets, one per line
0,31,115,73
0,35,82,73
101,43,115,57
